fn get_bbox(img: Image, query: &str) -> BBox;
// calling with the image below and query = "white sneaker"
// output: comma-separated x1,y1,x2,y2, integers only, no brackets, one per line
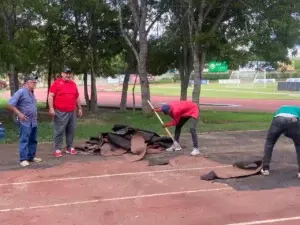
261,168,270,176
33,157,42,163
190,148,200,156
166,143,182,152
20,160,30,167
298,173,300,179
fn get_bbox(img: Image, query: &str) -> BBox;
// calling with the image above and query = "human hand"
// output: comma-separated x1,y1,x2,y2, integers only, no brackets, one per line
78,108,83,117
49,108,55,117
18,113,28,121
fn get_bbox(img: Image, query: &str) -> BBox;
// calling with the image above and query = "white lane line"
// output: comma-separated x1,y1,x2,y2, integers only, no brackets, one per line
0,165,230,186
0,187,232,213
226,216,300,225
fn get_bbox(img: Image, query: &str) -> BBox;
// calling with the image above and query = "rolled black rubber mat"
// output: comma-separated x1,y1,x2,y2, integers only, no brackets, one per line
200,160,263,181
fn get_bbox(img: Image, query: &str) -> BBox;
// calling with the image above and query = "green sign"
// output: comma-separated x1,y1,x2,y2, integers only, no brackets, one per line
208,61,228,72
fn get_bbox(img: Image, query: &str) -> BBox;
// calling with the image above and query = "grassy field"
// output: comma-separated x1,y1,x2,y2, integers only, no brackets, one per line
125,82,300,100
0,83,275,144
0,103,272,143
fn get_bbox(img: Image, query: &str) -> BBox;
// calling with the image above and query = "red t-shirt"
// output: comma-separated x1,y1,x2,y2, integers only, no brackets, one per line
156,101,199,127
49,78,79,112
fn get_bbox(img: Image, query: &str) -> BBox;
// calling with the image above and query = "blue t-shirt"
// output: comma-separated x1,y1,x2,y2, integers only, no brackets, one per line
8,88,38,127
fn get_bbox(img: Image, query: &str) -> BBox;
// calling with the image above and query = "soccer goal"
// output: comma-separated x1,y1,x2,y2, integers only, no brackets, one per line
226,70,270,88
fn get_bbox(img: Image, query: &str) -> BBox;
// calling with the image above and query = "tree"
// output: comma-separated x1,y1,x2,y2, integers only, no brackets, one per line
117,0,168,114
175,0,300,104
65,0,124,112
0,0,44,95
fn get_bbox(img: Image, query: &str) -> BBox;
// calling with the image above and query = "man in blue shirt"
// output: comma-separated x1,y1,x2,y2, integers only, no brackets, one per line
8,74,42,167
261,105,300,178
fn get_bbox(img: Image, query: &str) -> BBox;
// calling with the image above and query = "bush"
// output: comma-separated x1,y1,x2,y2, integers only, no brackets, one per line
266,72,300,80
151,78,174,84
201,73,230,80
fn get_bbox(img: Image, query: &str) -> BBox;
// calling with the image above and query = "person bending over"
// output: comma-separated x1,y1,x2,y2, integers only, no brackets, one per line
154,100,200,156
261,105,300,178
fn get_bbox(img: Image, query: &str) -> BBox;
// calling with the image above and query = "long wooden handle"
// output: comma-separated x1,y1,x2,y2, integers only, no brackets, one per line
147,100,175,141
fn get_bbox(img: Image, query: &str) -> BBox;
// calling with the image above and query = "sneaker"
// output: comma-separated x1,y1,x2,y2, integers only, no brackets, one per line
33,157,42,163
166,143,182,152
55,150,62,158
190,148,200,156
261,168,270,176
66,148,77,155
298,173,300,179
20,160,30,167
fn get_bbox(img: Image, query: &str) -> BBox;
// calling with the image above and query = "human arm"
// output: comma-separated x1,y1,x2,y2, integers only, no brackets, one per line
8,91,28,121
48,92,55,117
76,96,83,117
48,83,56,117
163,120,177,127
153,107,162,112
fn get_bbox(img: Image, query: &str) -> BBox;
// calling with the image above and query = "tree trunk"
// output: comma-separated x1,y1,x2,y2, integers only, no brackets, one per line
179,59,187,100
132,74,138,112
180,42,192,100
83,71,90,110
138,34,151,113
192,49,206,104
8,65,18,96
120,73,130,111
46,61,52,109
90,67,98,113
192,46,201,104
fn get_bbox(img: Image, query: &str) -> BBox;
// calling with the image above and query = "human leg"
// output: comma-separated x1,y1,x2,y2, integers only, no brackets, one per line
190,118,200,156
261,117,284,174
174,118,189,141
286,121,300,178
166,118,189,151
19,124,31,166
65,111,77,154
27,126,41,162
53,110,69,156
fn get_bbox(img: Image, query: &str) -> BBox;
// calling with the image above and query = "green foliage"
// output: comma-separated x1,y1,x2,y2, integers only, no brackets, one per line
266,72,300,79
295,59,300,71
202,73,230,81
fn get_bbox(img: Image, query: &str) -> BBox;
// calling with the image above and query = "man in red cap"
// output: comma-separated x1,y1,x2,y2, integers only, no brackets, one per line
154,100,200,156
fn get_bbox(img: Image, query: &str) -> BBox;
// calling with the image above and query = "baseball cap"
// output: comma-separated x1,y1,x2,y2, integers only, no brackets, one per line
24,74,38,83
63,67,72,73
161,104,170,114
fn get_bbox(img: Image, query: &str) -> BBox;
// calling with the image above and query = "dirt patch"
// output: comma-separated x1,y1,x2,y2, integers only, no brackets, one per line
1,130,299,191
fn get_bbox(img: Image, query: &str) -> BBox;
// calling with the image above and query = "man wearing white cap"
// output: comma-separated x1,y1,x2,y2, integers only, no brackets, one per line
8,74,42,166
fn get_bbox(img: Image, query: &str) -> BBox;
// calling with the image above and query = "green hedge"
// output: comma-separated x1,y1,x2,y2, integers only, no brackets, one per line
266,72,300,79
152,71,300,83
202,73,230,80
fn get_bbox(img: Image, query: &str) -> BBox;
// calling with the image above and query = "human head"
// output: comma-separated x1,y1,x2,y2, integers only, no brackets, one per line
23,74,38,91
161,104,171,115
61,67,72,81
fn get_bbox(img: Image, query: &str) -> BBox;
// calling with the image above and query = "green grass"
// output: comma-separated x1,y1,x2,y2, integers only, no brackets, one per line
0,108,272,144
125,82,300,100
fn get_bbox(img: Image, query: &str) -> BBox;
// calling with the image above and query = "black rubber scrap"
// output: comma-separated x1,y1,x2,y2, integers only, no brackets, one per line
148,158,169,166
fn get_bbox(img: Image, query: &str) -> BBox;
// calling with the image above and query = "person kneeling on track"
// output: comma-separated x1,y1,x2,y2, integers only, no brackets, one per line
261,105,300,178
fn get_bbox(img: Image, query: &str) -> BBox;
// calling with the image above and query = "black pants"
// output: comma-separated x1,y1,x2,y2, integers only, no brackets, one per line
174,117,198,148
263,116,300,171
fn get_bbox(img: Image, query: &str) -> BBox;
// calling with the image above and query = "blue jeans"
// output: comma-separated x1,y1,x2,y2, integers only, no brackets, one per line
19,124,38,162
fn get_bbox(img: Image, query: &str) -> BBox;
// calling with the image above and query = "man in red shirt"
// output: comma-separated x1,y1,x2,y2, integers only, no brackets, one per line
154,100,200,156
48,68,83,157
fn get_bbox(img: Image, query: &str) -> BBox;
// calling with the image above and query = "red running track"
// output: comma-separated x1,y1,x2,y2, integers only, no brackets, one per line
1,156,300,225
1,87,298,112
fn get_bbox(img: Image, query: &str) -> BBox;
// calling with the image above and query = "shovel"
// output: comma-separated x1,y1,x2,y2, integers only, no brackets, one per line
147,100,182,150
